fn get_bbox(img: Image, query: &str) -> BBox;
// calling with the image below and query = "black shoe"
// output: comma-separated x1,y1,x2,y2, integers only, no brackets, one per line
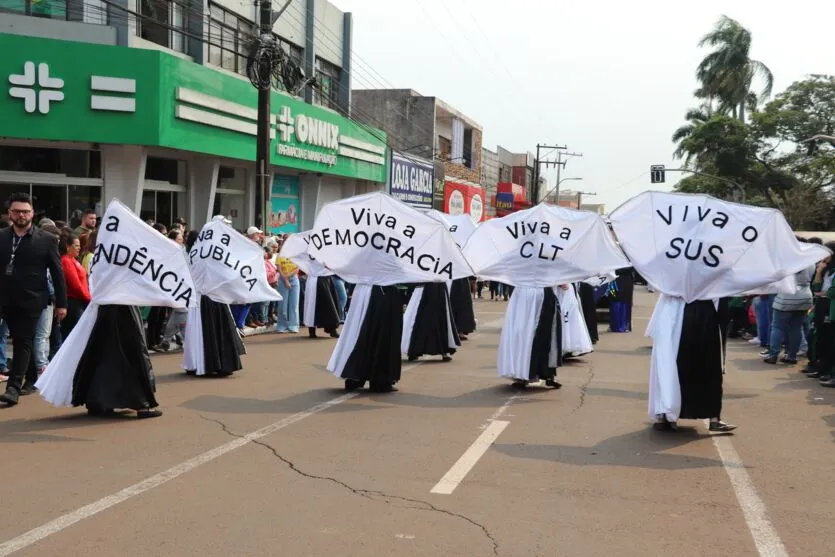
137,409,163,419
510,380,528,389
821,378,835,388
344,379,364,392
763,356,778,365
709,420,737,432
0,390,19,406
819,374,832,382
545,378,562,389
806,370,822,378
19,384,37,396
369,382,397,393
329,331,340,339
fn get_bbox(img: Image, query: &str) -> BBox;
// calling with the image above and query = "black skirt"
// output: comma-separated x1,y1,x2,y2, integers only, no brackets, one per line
309,276,340,333
677,299,729,419
341,285,403,387
577,282,598,344
407,282,461,359
200,295,243,376
72,305,158,411
528,288,562,381
449,278,476,335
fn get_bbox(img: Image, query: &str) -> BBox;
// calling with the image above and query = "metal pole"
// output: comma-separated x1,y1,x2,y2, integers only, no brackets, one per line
255,0,272,231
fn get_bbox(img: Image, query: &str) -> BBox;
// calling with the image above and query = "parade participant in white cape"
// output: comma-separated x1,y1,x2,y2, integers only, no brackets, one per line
401,282,460,362
307,192,472,392
556,283,594,358
183,219,281,377
36,200,198,418
425,209,478,340
464,203,629,388
280,232,340,339
609,191,831,432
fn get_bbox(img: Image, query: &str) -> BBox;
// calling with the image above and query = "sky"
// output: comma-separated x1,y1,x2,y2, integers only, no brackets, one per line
330,0,835,213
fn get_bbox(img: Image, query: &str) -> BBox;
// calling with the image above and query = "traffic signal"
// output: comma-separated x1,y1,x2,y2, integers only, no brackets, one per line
650,164,665,184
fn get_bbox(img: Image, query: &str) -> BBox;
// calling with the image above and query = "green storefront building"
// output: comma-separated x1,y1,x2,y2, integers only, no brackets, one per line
0,32,387,232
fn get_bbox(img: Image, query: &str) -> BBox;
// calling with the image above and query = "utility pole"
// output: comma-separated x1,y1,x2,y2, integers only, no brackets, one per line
249,0,295,231
575,190,596,210
255,0,272,231
533,143,566,203
553,150,583,203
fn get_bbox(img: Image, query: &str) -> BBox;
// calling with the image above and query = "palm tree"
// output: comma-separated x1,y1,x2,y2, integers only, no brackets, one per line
672,103,712,163
696,15,774,122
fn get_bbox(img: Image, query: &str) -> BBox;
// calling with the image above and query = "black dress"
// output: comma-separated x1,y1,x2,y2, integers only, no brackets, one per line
72,305,158,412
305,276,340,335
405,282,460,360
197,295,244,376
342,285,403,391
676,298,730,419
527,288,562,381
577,282,599,344
449,277,476,336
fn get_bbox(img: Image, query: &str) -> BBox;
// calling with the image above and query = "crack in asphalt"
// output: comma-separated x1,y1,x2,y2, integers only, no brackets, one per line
573,365,595,413
200,415,500,555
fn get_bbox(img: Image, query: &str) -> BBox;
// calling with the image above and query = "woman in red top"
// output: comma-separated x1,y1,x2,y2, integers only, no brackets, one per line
60,231,91,339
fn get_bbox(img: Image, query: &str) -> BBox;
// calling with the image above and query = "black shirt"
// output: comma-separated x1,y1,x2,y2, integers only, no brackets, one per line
0,226,67,312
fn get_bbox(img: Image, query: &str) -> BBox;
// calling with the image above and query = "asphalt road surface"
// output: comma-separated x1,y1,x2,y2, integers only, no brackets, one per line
1,290,833,556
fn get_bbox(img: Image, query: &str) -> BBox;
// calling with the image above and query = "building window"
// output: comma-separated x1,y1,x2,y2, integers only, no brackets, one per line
207,2,254,76
463,128,473,169
314,57,341,110
0,0,66,18
138,0,185,53
83,0,107,25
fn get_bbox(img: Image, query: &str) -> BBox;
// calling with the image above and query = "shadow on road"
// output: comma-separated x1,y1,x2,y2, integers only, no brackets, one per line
0,410,137,443
492,427,724,470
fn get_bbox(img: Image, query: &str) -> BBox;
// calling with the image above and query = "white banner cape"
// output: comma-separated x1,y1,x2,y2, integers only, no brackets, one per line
608,191,830,302
306,191,473,285
425,209,478,247
37,199,197,406
187,220,282,305
280,231,333,278
463,203,629,287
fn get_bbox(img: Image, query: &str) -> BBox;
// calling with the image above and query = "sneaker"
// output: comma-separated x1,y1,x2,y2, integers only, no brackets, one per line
760,349,771,357
709,420,737,432
820,378,835,388
797,350,807,358
748,337,761,345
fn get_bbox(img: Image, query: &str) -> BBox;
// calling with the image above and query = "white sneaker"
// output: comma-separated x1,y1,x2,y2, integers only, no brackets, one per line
748,337,760,345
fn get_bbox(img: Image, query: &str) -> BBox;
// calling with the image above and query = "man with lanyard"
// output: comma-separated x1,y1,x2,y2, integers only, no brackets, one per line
0,193,67,406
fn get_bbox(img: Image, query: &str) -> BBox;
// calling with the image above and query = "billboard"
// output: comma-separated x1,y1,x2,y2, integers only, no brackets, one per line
269,175,300,234
389,152,434,209
444,181,485,223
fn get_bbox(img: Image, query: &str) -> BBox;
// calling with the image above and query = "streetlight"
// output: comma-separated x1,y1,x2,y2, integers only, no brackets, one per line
802,134,835,143
540,177,582,203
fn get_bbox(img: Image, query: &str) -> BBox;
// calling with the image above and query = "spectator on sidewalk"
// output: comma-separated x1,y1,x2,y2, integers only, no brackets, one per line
0,192,67,406
59,231,91,339
764,259,815,365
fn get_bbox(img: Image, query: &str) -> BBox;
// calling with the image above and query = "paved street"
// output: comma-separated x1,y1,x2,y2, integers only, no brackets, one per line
1,289,834,557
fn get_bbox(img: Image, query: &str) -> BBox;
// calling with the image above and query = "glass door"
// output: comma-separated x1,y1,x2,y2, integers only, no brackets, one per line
0,184,30,213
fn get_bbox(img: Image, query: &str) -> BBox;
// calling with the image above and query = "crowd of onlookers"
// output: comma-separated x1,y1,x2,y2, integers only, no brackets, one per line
727,237,835,388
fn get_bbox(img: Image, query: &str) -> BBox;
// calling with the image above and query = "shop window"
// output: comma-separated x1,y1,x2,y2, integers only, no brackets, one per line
207,2,254,76
145,156,186,185
31,185,67,225
0,184,27,211
314,57,341,110
68,185,102,226
0,146,101,178
0,0,66,19
140,190,179,227
463,128,474,169
138,0,185,52
217,166,246,191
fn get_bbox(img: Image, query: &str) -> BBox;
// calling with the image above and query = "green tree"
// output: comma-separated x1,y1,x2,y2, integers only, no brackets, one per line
696,16,774,122
671,103,712,163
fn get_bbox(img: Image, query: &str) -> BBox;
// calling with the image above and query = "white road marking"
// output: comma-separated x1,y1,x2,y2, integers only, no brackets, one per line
0,392,359,557
431,420,510,495
431,396,519,495
711,434,789,557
